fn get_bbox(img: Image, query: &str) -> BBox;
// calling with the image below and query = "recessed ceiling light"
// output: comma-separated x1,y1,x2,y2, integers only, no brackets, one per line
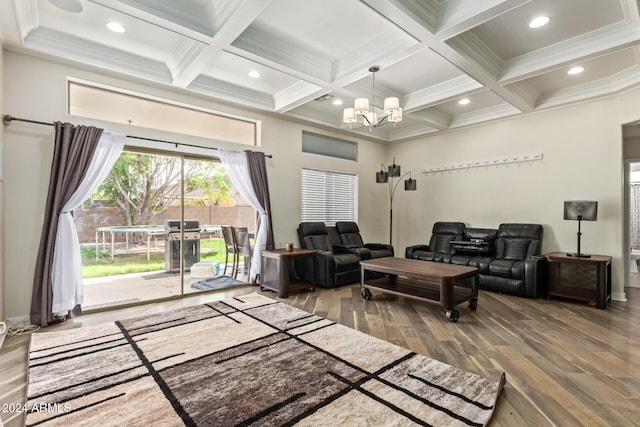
568,66,584,75
529,16,550,28
248,70,261,78
106,22,126,33
458,98,470,105
49,0,83,13
332,99,343,106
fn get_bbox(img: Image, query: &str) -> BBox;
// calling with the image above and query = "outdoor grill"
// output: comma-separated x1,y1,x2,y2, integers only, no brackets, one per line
164,219,201,272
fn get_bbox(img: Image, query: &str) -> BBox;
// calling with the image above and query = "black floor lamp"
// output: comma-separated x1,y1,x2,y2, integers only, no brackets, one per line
563,200,598,258
376,158,416,244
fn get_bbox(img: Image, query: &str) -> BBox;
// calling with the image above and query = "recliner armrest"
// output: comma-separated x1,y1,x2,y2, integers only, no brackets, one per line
333,244,360,250
523,256,546,298
310,250,335,287
364,243,394,256
405,244,429,259
334,245,371,260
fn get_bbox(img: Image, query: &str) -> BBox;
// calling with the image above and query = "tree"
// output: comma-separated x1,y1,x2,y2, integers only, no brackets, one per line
93,153,218,226
189,163,236,207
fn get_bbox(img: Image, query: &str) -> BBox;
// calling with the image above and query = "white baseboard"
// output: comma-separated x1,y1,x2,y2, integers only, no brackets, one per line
612,292,627,302
7,315,30,325
0,316,31,349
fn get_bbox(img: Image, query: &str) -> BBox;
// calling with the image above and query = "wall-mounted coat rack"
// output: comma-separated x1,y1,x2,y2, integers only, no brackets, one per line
422,153,543,174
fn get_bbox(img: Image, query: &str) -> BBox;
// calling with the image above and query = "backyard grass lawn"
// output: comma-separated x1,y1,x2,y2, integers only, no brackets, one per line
82,238,236,278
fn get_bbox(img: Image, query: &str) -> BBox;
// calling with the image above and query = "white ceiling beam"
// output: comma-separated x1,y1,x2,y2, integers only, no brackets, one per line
402,75,484,112
171,0,273,88
500,22,640,84
407,109,451,130
363,0,535,112
187,75,274,109
436,0,531,41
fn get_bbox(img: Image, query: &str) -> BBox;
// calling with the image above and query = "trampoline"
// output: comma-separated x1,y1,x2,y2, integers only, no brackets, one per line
95,224,222,261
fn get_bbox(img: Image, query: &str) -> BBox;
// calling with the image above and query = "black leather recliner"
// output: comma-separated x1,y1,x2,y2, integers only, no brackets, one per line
481,223,544,298
297,222,361,288
334,221,394,259
405,222,545,298
405,222,465,263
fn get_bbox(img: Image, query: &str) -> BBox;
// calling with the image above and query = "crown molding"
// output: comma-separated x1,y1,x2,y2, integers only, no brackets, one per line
403,75,483,111
25,27,172,83
231,25,331,83
445,31,504,79
273,81,324,113
450,103,520,128
188,75,273,109
436,0,529,41
535,64,640,109
500,22,640,83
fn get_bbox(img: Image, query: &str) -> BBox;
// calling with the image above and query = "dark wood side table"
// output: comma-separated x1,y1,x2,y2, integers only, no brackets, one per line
260,248,315,298
544,252,612,309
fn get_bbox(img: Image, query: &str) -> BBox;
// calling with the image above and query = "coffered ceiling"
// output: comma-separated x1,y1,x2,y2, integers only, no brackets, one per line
1,0,640,142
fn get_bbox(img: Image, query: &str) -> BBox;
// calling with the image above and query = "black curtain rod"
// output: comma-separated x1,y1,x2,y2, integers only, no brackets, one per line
2,114,272,158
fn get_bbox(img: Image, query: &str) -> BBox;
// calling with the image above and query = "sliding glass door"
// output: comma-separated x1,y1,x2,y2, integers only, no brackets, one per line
77,149,252,310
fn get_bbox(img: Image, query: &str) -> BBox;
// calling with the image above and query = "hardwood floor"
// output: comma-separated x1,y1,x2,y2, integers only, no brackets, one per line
1,284,638,426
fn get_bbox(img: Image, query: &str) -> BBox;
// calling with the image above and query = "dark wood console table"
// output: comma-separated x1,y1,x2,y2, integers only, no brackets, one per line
544,252,611,309
260,248,315,298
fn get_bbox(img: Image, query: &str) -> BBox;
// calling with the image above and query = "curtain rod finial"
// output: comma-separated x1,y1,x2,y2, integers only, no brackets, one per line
3,114,14,125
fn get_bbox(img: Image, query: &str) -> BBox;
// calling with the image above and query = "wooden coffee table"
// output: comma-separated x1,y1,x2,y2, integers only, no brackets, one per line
360,257,479,322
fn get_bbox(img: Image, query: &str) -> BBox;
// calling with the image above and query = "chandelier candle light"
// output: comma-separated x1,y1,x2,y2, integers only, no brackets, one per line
377,158,416,244
343,66,402,131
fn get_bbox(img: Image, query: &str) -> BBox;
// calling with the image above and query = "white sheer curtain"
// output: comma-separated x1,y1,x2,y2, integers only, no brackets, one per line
218,150,267,282
51,132,126,316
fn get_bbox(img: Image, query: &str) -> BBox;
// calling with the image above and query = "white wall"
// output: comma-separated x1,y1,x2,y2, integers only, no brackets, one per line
1,51,387,320
389,95,628,300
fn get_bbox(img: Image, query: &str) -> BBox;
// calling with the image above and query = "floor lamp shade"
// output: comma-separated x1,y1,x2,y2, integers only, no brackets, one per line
376,171,389,183
405,177,416,190
388,163,401,177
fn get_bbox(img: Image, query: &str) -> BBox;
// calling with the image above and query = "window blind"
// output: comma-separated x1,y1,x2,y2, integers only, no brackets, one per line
301,168,357,226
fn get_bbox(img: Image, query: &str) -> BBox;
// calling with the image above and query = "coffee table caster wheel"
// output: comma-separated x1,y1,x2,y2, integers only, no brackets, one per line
361,288,371,300
469,298,477,311
446,309,459,322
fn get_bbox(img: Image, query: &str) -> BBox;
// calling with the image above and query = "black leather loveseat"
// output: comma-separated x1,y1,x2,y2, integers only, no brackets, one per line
406,222,545,298
297,222,393,288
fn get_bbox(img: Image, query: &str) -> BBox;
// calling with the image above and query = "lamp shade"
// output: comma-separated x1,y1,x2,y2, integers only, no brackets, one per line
384,97,400,113
404,177,417,191
388,108,403,123
354,98,369,115
388,163,401,177
343,108,357,123
563,200,598,221
376,171,388,183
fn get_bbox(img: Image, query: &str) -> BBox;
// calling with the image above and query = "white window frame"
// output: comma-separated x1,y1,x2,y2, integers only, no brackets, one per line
301,168,358,226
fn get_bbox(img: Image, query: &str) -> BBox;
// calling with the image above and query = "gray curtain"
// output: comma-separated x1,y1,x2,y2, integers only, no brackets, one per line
31,122,104,326
246,150,275,250
631,183,640,249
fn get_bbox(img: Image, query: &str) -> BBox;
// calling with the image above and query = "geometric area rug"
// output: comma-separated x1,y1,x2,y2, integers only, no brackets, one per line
26,293,506,426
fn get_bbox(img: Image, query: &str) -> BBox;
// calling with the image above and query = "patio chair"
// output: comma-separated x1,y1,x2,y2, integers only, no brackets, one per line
231,226,252,279
221,226,237,276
